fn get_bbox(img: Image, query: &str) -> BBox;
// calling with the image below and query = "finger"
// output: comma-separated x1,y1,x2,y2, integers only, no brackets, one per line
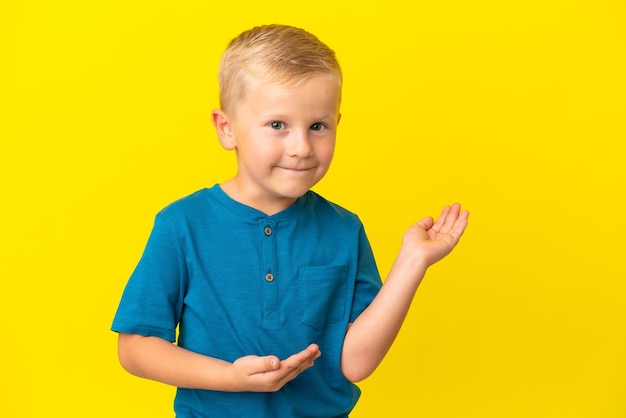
430,205,451,233
281,344,321,374
302,343,321,359
438,203,463,235
250,355,281,375
286,344,320,365
300,344,321,370
304,344,322,365
449,209,469,239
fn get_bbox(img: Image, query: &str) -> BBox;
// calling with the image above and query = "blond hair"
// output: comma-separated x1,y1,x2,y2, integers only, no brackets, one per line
218,24,342,113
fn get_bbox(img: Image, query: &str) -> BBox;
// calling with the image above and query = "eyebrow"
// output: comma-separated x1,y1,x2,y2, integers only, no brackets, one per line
261,113,337,122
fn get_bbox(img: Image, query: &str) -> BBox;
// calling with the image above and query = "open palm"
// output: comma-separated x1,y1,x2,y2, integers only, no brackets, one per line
403,203,469,266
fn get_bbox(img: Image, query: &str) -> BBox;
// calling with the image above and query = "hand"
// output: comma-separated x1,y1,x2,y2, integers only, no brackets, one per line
229,344,321,392
402,203,469,267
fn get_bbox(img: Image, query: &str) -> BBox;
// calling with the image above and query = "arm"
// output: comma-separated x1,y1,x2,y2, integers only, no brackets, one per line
341,203,469,382
118,333,321,392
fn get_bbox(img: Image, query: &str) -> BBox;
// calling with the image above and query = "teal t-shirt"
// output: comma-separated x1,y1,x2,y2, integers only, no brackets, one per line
112,185,382,417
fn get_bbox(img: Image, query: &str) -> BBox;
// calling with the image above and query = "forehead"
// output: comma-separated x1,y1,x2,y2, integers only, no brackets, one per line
236,73,341,115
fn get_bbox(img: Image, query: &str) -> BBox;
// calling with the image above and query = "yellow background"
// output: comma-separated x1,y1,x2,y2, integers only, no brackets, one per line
1,0,625,416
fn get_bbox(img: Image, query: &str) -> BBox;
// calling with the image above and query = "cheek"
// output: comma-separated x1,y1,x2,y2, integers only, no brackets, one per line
318,140,336,164
245,138,282,159
260,144,284,161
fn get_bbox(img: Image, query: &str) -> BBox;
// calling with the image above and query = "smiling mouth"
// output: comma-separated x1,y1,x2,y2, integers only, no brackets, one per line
279,166,315,172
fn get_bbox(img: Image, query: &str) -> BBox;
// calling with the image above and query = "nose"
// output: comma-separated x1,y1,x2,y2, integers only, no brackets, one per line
286,130,314,158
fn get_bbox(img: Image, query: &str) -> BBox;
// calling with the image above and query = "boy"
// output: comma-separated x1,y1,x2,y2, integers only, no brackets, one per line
112,24,468,417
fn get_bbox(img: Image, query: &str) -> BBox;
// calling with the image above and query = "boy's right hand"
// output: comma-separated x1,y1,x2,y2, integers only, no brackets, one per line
229,343,321,392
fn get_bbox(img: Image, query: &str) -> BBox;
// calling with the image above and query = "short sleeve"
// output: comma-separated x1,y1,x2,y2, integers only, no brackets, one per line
349,224,382,322
111,212,187,342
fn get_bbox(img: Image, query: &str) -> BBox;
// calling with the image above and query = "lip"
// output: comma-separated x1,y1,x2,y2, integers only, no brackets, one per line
278,166,315,172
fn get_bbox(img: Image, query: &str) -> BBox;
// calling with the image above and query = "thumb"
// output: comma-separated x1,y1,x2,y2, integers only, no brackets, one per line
416,216,434,230
236,354,281,375
263,355,281,372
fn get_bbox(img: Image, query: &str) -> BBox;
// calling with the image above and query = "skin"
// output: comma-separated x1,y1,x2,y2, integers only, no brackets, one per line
212,74,340,216
117,73,469,391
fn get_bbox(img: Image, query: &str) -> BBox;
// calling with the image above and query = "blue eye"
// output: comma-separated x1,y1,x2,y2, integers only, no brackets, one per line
310,123,325,131
269,121,285,130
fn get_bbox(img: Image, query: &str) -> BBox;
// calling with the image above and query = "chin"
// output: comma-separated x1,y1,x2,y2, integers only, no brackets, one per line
275,185,312,200
279,190,309,200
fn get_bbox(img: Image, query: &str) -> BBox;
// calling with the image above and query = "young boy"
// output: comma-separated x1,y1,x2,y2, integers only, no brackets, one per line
112,24,468,417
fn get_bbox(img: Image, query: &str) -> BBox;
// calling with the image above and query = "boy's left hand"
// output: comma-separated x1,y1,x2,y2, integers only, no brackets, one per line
402,203,469,267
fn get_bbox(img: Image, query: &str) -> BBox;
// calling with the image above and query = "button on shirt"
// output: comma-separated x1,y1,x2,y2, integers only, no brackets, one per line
111,185,382,418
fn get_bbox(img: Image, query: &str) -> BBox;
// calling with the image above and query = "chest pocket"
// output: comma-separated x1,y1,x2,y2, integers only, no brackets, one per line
299,265,348,329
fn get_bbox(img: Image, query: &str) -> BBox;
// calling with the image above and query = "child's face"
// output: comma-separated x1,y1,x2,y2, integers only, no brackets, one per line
217,74,340,214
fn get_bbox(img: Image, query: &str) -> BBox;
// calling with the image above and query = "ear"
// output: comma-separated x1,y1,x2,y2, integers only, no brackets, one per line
211,109,237,150
337,112,342,125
